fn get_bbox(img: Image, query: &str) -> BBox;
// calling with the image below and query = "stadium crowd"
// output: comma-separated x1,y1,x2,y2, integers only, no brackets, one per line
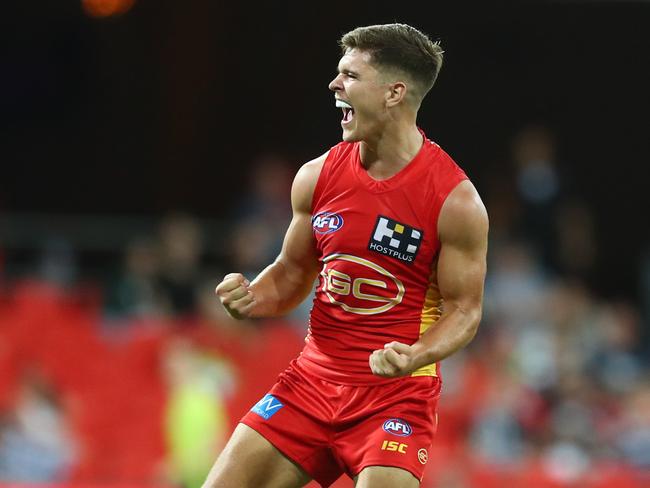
1,126,649,487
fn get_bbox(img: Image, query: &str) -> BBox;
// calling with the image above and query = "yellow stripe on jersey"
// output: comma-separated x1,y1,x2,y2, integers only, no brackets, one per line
411,269,443,377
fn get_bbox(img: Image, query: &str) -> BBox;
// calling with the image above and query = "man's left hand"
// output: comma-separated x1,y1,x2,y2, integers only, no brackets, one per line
369,342,421,378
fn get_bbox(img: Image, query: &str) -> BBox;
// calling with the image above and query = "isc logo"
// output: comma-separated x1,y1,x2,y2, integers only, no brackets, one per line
312,212,344,234
382,418,413,437
381,440,408,454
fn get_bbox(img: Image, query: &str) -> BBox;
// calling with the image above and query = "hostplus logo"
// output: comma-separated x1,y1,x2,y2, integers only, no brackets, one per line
368,216,422,264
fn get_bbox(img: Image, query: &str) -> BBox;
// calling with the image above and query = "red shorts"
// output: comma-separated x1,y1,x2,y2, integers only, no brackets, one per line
240,359,441,487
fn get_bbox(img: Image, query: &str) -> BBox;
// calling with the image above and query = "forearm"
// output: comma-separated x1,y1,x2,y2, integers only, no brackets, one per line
248,258,317,318
411,304,482,367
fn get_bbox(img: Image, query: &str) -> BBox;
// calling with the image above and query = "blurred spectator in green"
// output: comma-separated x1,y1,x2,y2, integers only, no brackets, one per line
162,338,233,488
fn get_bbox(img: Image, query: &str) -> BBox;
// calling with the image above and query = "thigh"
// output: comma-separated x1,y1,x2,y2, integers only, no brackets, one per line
335,376,440,483
218,363,344,487
354,466,419,488
202,423,311,488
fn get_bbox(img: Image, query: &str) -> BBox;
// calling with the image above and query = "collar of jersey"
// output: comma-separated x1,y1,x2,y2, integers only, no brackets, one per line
352,129,432,194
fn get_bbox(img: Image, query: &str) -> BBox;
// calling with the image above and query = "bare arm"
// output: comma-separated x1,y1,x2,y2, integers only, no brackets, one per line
369,180,489,376
215,153,327,319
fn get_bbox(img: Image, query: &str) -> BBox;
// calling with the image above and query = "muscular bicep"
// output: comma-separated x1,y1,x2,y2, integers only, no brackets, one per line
268,154,326,285
436,180,489,318
275,208,320,282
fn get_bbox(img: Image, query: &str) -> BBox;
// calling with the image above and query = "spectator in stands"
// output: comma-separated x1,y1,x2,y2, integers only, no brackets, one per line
553,199,597,283
590,301,644,395
614,381,650,469
162,337,233,488
103,237,165,322
157,212,204,318
37,237,77,288
511,124,565,272
227,219,277,279
0,370,76,482
484,240,550,333
234,155,293,219
232,154,293,261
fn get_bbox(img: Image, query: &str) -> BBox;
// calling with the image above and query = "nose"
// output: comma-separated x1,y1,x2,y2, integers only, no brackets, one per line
329,74,342,92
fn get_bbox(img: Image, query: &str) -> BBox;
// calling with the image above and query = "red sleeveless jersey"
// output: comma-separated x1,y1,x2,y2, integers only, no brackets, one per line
296,131,468,385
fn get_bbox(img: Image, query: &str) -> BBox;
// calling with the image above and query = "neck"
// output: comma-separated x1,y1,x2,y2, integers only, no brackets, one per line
359,121,424,180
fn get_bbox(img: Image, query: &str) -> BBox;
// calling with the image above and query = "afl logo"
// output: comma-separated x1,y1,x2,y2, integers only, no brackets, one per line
312,212,344,234
383,418,413,437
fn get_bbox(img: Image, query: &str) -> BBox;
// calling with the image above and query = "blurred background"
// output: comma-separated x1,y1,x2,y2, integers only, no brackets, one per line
1,0,650,487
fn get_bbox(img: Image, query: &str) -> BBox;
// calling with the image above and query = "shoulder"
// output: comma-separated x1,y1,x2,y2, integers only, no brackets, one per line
291,151,329,212
428,142,467,179
293,151,329,196
438,180,489,247
418,140,469,203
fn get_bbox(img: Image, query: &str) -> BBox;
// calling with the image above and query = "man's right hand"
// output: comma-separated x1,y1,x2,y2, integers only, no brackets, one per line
215,273,255,320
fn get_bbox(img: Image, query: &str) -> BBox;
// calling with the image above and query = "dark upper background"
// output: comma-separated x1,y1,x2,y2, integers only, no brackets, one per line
1,0,649,300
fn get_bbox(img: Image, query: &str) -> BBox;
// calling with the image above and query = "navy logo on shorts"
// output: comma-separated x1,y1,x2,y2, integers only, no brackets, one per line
251,394,284,420
382,418,412,437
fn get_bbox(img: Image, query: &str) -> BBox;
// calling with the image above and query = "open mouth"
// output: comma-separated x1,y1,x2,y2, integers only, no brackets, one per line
336,99,354,124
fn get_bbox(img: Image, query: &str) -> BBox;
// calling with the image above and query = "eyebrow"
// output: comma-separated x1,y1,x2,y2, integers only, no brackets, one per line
337,67,360,77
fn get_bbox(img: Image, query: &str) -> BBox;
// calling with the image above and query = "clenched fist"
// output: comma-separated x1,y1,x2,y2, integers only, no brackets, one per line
215,273,255,319
369,341,421,378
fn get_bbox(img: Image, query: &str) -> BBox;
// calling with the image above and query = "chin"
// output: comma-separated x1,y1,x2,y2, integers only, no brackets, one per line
341,128,360,142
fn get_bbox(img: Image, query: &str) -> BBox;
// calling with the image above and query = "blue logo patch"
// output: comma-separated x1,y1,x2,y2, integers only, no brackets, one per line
251,394,284,420
312,212,344,234
382,418,413,437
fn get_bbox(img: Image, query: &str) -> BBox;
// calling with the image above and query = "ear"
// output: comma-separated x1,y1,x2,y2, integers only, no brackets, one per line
385,81,407,108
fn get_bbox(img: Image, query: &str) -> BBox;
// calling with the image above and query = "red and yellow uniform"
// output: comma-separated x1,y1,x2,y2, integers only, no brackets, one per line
241,131,468,486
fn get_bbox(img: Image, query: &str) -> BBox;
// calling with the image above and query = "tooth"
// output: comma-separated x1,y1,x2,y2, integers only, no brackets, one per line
336,100,353,110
